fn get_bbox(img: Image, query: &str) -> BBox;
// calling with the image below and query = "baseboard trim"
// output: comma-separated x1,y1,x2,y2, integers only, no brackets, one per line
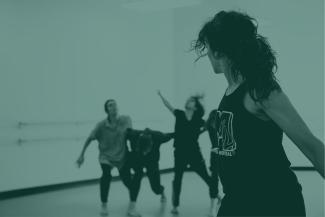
0,167,314,200
0,168,173,200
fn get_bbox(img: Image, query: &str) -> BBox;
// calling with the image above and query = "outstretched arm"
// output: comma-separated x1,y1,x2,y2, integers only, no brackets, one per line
148,129,175,144
76,135,95,168
157,132,175,144
76,123,100,168
126,128,142,138
157,90,175,115
260,90,324,178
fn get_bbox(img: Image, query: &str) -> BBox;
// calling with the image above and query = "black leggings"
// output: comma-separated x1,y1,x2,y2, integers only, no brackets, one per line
172,150,218,207
132,157,165,197
100,162,139,203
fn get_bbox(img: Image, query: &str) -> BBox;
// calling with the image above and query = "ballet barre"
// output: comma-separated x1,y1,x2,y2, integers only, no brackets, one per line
16,119,167,129
16,137,86,145
17,121,96,129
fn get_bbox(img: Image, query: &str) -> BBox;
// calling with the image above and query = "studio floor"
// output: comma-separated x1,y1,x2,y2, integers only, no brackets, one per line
0,171,323,217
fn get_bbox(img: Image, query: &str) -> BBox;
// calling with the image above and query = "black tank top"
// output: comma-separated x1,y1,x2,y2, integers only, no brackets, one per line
208,82,301,196
173,109,204,151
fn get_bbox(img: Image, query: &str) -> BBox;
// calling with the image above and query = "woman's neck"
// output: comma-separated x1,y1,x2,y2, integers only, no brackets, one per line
185,110,194,120
224,71,244,95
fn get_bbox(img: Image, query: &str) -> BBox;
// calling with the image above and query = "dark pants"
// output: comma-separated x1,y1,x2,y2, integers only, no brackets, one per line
172,149,218,207
218,187,306,217
131,155,165,199
100,160,139,203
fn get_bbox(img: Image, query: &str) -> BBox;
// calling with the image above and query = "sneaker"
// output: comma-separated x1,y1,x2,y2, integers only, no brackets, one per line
127,209,142,217
100,205,109,216
160,192,167,203
171,207,179,215
127,203,141,217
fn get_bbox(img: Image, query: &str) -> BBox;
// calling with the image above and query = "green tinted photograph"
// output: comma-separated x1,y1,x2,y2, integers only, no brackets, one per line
0,0,324,217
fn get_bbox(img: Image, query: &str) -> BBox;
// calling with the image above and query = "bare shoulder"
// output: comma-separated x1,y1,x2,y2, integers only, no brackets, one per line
242,89,285,121
258,89,287,109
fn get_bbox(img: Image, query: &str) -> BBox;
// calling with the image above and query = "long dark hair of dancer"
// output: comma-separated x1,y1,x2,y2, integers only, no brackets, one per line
192,10,280,102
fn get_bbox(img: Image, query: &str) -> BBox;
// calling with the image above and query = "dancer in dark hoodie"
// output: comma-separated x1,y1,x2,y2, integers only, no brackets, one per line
126,128,174,203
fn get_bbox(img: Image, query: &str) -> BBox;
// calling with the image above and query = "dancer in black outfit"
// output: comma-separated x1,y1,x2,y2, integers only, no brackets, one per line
158,91,221,216
193,10,324,216
126,128,174,203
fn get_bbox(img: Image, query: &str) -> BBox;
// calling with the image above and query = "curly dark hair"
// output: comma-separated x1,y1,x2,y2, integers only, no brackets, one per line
190,94,205,119
192,10,281,102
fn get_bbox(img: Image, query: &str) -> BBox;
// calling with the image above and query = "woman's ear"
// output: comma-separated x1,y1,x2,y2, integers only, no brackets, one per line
214,51,226,59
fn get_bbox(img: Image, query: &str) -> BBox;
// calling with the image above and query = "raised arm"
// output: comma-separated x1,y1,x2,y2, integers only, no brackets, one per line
157,90,175,115
259,90,324,178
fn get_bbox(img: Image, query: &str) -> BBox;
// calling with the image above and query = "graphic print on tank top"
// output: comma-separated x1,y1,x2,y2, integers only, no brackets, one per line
209,110,237,157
